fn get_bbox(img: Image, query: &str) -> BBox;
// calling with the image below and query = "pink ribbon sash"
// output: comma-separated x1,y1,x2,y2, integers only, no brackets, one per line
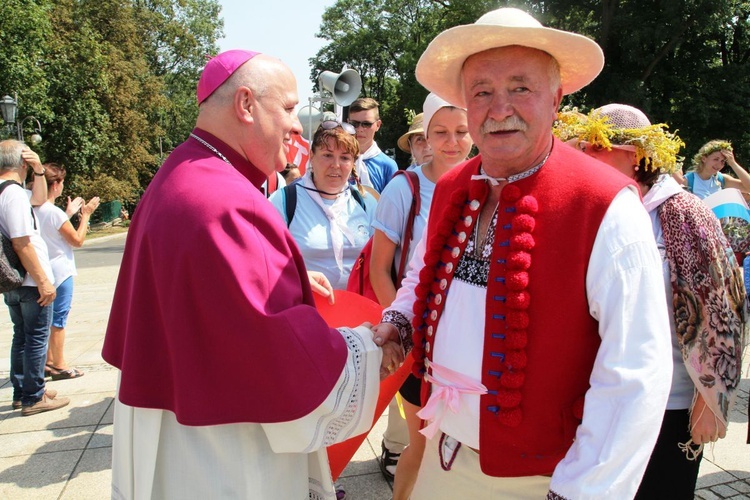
417,360,487,439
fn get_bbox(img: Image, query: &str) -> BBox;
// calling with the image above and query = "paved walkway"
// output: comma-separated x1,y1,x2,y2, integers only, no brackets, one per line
0,232,747,499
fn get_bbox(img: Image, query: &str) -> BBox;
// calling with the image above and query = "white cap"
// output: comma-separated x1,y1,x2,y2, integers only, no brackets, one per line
422,93,460,137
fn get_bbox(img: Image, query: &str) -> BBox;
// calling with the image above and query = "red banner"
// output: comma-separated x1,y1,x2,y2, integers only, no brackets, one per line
286,132,310,175
313,291,413,481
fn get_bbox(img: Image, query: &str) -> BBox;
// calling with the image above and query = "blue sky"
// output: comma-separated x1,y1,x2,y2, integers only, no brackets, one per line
217,0,337,110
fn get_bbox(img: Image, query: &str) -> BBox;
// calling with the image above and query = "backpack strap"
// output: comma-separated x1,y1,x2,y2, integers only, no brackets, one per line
0,180,34,233
0,180,21,196
283,182,298,228
349,186,366,211
394,170,420,286
686,172,694,192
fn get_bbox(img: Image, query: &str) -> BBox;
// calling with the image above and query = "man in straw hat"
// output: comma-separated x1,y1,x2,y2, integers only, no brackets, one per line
103,50,402,499
371,8,672,498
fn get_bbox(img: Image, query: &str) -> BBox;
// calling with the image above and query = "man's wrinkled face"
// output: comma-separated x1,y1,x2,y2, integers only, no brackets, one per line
462,46,561,171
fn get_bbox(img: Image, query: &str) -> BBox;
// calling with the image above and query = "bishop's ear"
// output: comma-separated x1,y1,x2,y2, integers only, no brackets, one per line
234,86,255,124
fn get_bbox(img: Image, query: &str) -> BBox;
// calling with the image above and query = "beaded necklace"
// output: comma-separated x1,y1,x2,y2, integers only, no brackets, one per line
190,133,232,166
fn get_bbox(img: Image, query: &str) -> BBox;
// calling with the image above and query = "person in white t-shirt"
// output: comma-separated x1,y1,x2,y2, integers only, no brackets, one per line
0,139,69,416
33,163,99,380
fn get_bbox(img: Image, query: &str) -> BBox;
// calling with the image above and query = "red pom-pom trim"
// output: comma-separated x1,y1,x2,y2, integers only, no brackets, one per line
501,184,521,202
438,219,455,238
500,371,525,389
504,329,528,349
423,249,441,268
415,282,430,300
413,300,427,318
506,311,529,329
510,232,535,251
506,271,529,291
512,214,536,233
450,189,467,205
498,407,523,427
507,251,532,270
516,195,538,214
446,205,463,223
505,350,527,369
506,291,531,310
496,389,522,408
411,344,425,361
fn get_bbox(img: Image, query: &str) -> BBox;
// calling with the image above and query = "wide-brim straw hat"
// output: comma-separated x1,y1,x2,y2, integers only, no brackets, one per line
415,8,604,107
397,113,425,153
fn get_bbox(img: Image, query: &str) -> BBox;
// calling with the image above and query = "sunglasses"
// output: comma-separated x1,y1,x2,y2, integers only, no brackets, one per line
321,120,356,135
348,120,376,130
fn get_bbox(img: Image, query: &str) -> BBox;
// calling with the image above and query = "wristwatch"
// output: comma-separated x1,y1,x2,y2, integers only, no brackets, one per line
33,168,46,176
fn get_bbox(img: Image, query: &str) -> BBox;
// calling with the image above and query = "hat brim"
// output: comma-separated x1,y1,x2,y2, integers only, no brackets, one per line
397,130,424,153
416,24,604,107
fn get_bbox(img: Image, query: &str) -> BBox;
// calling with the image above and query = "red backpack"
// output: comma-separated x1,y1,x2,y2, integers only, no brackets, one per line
347,170,420,302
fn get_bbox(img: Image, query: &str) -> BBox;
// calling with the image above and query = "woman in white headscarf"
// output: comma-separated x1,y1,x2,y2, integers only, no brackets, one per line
270,121,377,289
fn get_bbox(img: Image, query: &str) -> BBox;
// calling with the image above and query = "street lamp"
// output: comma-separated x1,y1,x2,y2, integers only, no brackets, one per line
0,94,42,145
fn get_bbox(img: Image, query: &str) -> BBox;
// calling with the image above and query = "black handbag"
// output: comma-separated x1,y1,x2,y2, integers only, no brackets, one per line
0,181,27,293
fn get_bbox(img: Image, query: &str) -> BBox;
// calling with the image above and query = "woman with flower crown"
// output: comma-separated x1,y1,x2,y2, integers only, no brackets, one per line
557,104,746,499
677,140,750,199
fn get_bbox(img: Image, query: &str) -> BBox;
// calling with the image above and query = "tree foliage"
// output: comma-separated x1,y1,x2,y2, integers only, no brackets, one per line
311,0,750,168
0,0,223,202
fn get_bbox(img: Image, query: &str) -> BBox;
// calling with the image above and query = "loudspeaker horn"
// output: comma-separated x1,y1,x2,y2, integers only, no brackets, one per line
319,69,362,107
297,105,322,141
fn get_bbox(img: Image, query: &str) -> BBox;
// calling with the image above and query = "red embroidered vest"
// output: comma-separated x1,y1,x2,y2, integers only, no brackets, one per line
412,141,634,477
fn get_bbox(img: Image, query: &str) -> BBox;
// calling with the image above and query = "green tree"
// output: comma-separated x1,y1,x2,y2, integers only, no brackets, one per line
313,0,750,168
0,0,54,140
133,0,224,154
0,0,224,205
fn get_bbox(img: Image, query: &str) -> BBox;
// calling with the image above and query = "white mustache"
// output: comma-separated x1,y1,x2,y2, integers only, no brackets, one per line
481,116,528,134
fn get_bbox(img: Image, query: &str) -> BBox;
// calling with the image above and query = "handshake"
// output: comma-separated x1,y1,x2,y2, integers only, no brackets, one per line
370,322,406,380
307,270,407,381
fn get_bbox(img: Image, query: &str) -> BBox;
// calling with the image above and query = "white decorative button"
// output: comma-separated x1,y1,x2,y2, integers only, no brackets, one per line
427,325,434,337
439,279,448,290
464,216,473,227
458,231,467,243
470,199,480,211
430,310,438,321
434,294,442,305
446,262,454,274
425,341,431,353
451,247,460,258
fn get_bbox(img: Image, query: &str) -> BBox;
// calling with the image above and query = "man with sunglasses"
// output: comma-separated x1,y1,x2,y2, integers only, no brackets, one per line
348,97,398,193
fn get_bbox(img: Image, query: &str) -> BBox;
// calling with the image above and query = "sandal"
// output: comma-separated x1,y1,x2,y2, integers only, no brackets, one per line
49,367,85,380
334,483,346,500
378,440,400,481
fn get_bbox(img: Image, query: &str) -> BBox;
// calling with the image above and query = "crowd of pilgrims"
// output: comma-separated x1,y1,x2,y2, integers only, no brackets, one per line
265,94,748,500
